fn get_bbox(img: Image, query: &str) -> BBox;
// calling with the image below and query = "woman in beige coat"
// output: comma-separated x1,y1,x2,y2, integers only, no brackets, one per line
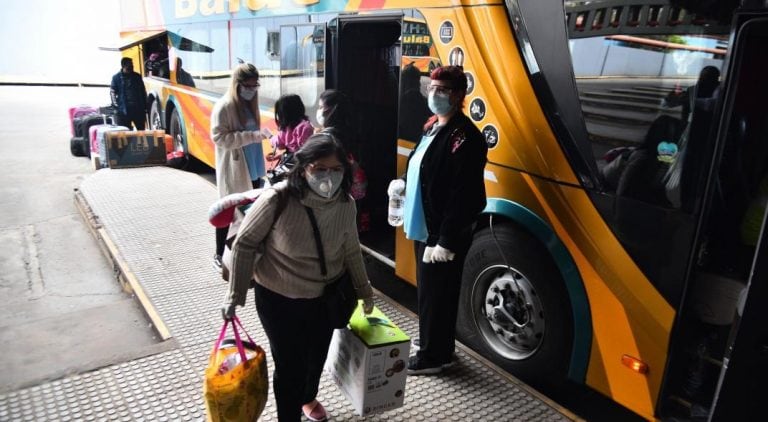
210,63,270,272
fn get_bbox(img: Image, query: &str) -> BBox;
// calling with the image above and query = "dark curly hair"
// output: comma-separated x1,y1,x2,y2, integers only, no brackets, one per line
274,94,307,131
286,132,352,200
430,65,468,91
423,65,468,131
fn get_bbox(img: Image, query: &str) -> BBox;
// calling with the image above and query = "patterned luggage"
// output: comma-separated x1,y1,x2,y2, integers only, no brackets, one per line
90,121,129,169
104,130,166,168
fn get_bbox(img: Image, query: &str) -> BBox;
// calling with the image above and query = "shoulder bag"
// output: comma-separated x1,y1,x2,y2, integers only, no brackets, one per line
303,206,357,328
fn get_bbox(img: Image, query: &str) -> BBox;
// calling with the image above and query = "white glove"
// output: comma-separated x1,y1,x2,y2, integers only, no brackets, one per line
221,302,237,320
362,297,375,315
387,179,405,197
422,246,435,263
431,245,455,263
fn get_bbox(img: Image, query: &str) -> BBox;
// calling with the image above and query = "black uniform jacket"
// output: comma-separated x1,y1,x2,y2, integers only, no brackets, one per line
405,113,488,250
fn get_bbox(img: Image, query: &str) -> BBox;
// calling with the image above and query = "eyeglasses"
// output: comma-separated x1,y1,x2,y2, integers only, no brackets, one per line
241,82,260,89
428,85,454,95
307,163,344,175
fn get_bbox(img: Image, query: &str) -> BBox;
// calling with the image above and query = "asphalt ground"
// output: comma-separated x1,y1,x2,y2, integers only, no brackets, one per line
0,86,168,393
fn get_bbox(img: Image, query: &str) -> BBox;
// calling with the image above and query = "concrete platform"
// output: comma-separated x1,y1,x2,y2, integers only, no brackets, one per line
0,167,579,421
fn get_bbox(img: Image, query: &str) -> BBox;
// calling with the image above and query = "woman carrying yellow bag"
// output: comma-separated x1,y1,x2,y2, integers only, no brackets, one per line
204,316,268,422
223,134,375,421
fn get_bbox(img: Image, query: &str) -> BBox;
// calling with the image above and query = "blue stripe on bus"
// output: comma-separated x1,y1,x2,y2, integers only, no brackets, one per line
483,198,591,383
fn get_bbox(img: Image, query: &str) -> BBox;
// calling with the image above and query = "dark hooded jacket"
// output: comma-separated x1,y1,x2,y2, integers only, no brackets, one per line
406,113,488,250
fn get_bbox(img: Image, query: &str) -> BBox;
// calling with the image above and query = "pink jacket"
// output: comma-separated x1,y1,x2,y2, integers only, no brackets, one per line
270,119,314,153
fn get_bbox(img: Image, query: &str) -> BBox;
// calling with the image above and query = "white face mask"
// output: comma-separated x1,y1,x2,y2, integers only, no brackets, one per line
315,108,326,127
306,170,343,198
239,86,257,101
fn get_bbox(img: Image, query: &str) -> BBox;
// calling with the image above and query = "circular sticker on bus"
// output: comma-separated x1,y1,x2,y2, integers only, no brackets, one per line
469,98,486,122
449,47,465,67
439,21,454,44
465,72,475,95
482,125,499,149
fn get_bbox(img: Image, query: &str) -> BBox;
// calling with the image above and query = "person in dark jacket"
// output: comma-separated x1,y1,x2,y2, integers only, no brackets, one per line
110,57,147,130
388,65,488,375
175,58,195,88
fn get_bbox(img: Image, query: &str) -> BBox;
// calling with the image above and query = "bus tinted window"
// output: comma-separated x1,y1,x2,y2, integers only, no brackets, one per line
170,21,229,93
279,24,325,114
566,1,729,302
230,19,280,104
567,6,727,205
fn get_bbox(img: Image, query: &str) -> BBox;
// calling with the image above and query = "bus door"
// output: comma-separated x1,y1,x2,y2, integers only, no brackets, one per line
705,12,768,420
331,14,403,262
659,9,768,420
279,23,326,124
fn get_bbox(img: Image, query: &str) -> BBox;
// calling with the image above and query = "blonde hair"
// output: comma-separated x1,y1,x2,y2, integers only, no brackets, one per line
226,63,261,127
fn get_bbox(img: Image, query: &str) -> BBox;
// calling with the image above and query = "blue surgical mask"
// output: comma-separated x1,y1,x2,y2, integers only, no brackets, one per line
428,92,452,115
239,86,257,101
307,171,344,198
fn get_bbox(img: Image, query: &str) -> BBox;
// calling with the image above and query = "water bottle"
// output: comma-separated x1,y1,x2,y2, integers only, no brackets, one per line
388,191,404,227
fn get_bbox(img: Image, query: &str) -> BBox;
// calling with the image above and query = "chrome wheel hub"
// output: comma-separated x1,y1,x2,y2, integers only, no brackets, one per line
473,265,545,360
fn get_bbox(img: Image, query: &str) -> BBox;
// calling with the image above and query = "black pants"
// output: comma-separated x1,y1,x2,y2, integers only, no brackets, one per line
414,239,470,364
215,179,265,257
254,284,334,422
215,227,228,257
116,108,146,130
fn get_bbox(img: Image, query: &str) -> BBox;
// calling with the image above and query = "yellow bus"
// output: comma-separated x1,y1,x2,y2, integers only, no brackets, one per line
401,16,441,74
115,0,768,419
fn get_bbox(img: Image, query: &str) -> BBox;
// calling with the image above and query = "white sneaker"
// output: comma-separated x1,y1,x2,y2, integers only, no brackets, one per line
213,254,223,274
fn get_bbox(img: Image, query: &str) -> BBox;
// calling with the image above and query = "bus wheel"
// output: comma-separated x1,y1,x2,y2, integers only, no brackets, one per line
457,224,574,389
149,100,163,130
168,108,188,170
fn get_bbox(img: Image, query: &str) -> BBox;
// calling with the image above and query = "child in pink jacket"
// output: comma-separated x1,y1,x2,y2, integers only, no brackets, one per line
270,94,314,153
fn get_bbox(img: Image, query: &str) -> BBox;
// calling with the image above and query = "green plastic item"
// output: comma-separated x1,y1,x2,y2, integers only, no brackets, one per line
348,303,409,346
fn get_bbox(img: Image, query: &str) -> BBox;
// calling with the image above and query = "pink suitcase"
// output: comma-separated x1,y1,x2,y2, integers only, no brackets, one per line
68,105,99,136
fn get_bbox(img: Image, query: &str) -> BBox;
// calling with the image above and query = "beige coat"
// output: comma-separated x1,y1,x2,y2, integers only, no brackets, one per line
210,95,263,197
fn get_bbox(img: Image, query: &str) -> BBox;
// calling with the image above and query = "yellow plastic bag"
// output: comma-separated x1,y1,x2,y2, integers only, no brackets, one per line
204,317,268,422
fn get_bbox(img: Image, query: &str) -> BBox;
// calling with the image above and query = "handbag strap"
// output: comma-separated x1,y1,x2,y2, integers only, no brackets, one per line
303,206,327,277
212,316,256,364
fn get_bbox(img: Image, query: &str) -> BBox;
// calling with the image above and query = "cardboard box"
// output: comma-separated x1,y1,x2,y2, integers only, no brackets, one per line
325,304,410,416
105,130,166,168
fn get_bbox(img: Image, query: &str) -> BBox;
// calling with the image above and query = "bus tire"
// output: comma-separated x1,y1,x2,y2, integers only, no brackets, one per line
168,108,188,170
149,100,163,131
457,223,574,389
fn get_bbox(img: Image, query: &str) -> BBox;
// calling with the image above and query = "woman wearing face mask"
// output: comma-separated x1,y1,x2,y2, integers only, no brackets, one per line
210,63,271,273
222,133,375,421
388,65,488,375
